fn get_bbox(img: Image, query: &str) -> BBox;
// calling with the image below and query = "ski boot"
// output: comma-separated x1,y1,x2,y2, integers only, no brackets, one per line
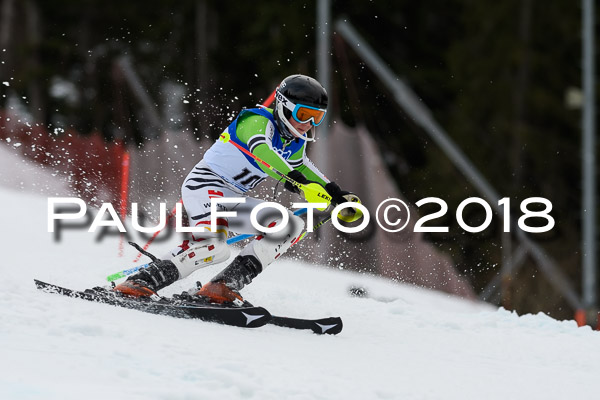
193,255,262,306
113,258,180,298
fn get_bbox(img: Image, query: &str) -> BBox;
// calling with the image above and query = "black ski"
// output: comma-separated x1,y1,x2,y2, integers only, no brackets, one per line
271,316,343,335
171,289,343,334
34,279,343,334
34,279,271,328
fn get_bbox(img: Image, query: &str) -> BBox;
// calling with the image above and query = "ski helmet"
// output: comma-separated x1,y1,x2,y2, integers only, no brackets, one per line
274,74,328,142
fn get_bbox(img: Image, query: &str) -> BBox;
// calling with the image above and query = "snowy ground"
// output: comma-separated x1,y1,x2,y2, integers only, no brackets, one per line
1,186,599,400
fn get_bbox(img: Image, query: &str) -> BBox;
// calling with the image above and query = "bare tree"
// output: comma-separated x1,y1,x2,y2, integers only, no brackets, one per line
24,0,44,123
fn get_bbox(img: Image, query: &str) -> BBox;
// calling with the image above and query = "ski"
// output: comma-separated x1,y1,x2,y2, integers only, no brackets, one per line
174,291,343,334
177,295,343,334
270,316,343,335
33,279,271,328
34,279,343,334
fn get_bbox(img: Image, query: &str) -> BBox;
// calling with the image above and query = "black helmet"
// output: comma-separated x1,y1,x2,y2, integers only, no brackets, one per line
274,74,328,141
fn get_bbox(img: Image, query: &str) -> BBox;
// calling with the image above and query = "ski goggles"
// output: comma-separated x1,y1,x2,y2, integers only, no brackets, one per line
276,91,327,126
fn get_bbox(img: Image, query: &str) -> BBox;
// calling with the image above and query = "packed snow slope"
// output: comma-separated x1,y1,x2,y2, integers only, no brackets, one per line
1,186,599,400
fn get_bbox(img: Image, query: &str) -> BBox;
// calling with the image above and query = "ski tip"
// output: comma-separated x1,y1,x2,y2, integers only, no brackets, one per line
33,279,60,295
33,279,59,292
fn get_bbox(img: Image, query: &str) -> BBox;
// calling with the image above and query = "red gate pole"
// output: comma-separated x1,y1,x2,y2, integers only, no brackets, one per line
118,143,131,257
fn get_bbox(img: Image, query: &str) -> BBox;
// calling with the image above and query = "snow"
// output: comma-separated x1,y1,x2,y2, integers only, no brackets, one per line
1,186,599,400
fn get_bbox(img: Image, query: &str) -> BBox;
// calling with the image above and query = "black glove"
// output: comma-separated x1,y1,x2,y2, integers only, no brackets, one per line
325,181,363,222
284,170,309,194
325,181,350,205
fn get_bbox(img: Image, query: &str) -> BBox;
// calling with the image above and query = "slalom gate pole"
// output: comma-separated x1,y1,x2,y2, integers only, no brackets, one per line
118,144,131,257
131,90,278,262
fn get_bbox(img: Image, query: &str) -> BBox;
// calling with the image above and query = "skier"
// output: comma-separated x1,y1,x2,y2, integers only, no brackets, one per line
114,74,362,305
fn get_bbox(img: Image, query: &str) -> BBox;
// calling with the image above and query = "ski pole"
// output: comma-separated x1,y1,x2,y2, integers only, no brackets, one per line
106,207,311,282
108,235,244,282
225,207,307,244
293,214,333,245
224,206,335,245
108,232,261,282
132,201,181,263
219,132,332,210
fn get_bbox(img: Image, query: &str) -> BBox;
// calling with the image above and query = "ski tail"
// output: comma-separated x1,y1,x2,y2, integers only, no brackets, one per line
270,316,343,335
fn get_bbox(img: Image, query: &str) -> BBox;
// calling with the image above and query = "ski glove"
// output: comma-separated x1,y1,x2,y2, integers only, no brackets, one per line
325,182,363,223
284,170,310,194
325,181,351,205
